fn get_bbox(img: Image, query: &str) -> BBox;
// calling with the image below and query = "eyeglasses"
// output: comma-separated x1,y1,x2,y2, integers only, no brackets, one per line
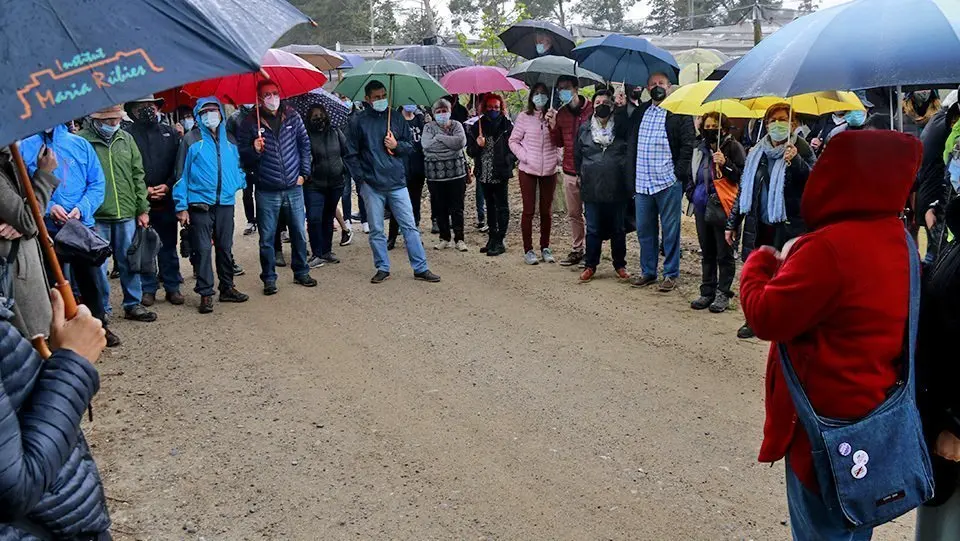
261,91,281,99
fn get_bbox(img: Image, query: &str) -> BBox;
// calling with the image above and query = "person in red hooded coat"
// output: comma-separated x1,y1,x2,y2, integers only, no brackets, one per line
739,130,922,540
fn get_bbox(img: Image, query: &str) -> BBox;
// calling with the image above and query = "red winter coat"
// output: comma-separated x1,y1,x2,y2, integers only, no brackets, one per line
550,97,593,175
739,130,922,490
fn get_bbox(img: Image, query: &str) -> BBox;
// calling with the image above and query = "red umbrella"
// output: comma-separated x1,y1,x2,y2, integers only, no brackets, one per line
440,65,527,94
183,48,328,105
155,87,197,114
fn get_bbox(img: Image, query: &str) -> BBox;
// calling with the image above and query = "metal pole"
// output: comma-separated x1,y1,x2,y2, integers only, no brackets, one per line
370,0,375,45
897,84,904,132
689,0,694,30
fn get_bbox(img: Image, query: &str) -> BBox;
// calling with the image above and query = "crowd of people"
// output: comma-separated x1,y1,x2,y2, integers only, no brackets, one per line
2,64,960,538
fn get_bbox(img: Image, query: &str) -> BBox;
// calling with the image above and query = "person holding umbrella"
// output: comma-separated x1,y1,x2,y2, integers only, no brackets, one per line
343,80,441,284
237,80,317,295
467,94,516,257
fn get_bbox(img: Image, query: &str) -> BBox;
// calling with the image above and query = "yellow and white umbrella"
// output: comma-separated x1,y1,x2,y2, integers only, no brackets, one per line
662,80,865,118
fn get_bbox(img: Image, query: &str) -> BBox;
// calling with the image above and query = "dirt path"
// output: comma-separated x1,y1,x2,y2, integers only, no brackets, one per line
88,193,915,540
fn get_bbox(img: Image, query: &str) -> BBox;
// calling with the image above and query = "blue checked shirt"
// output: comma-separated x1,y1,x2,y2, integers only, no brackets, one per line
635,105,677,195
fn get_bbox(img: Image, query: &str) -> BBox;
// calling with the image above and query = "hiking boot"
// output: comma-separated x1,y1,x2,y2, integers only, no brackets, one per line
105,328,121,348
371,270,390,284
281,230,290,243
219,288,249,303
110,268,120,279
321,252,341,264
737,323,755,339
615,268,632,281
294,275,318,288
435,240,451,250
456,240,468,252
524,250,540,265
275,251,287,267
165,291,185,305
233,262,245,276
691,295,714,310
414,270,441,283
709,292,730,313
243,222,257,236
124,304,157,322
362,222,370,234
579,267,595,282
387,238,396,251
141,292,156,307
340,229,354,246
541,247,556,264
631,275,658,288
486,241,505,257
199,296,214,314
658,277,677,292
307,255,326,269
431,219,439,235
263,282,278,296
558,251,583,267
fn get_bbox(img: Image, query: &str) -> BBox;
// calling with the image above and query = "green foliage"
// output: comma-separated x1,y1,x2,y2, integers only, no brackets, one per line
575,0,640,31
279,0,399,46
797,0,819,13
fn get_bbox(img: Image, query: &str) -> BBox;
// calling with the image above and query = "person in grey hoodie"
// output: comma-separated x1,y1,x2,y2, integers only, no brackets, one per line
422,98,469,251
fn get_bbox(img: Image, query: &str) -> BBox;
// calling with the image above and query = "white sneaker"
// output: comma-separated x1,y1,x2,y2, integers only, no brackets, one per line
362,222,370,234
434,240,450,250
542,247,556,264
456,240,468,252
524,250,540,265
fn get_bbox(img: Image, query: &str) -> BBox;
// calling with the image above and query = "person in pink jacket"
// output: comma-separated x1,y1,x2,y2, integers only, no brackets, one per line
509,83,562,265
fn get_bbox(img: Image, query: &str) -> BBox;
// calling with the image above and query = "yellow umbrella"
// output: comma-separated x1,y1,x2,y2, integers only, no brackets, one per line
738,92,865,116
660,81,763,119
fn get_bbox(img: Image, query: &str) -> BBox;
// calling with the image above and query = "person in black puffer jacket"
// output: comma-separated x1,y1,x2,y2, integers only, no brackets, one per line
573,91,632,282
466,94,515,256
0,290,111,540
304,104,348,267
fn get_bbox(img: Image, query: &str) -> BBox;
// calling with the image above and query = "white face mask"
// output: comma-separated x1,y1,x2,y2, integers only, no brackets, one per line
263,95,281,112
202,111,222,130
182,118,195,132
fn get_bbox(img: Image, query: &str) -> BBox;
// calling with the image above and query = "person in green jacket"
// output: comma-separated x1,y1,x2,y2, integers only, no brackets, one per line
80,105,156,323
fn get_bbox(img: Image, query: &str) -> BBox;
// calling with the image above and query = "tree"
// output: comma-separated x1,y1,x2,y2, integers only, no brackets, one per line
797,0,819,13
721,0,784,25
673,0,723,30
398,8,442,44
524,0,568,28
574,0,639,31
279,0,399,46
646,0,679,34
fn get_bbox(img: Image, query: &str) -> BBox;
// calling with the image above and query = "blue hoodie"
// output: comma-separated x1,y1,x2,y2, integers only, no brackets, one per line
173,97,246,212
20,125,106,227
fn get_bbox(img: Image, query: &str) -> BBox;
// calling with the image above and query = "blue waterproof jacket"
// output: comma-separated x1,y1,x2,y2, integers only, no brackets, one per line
173,97,246,212
343,106,413,192
20,125,105,227
0,303,110,539
236,105,310,192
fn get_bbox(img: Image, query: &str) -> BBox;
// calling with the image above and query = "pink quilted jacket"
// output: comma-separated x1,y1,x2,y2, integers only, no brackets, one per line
508,111,561,177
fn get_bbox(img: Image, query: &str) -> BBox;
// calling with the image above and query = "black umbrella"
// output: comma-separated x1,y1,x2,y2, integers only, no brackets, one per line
706,57,741,81
498,19,576,60
392,45,474,79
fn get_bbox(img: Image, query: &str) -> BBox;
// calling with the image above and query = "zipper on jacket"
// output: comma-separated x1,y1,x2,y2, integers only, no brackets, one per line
215,137,223,204
108,138,120,220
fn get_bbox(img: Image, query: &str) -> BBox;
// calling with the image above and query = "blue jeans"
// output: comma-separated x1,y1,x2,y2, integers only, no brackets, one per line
142,209,181,295
360,183,428,274
634,181,682,279
94,219,141,313
304,187,339,257
476,181,486,223
256,187,309,284
786,463,874,541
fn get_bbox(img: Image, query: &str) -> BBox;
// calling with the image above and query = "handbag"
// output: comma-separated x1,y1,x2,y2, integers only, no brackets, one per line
777,232,934,531
704,193,728,228
127,226,161,275
53,219,112,266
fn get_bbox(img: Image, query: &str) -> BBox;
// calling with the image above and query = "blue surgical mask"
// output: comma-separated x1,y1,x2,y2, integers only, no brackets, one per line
767,121,790,143
182,118,195,132
342,99,353,110
535,43,547,55
434,112,451,126
559,89,574,105
403,104,418,113
202,110,222,130
94,121,119,139
532,94,549,110
372,99,389,113
949,158,960,192
486,110,501,120
844,109,867,128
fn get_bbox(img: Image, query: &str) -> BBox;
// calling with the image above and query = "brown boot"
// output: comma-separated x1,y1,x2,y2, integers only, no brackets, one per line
141,292,156,307
165,291,185,305
198,296,214,314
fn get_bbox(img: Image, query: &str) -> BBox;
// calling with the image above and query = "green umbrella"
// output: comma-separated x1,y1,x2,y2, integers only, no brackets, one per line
507,55,604,88
334,59,448,107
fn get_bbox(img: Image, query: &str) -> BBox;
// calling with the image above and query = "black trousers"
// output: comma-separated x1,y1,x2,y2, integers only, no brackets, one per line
242,175,256,224
695,213,736,297
429,178,466,242
482,181,510,243
389,173,425,242
189,205,235,297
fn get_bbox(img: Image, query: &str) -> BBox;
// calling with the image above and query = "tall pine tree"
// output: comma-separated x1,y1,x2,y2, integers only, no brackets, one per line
280,0,399,45
647,0,679,34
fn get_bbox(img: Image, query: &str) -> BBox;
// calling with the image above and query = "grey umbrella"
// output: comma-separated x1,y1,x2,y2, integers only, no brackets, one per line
392,45,474,79
507,55,604,88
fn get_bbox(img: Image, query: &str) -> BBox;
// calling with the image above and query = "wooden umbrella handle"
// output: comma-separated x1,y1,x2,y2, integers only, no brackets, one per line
10,143,78,321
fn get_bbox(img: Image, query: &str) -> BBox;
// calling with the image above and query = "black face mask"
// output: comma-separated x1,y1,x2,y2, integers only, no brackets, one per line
649,86,667,102
594,104,612,119
703,131,720,145
309,118,328,132
136,107,158,125
631,90,643,102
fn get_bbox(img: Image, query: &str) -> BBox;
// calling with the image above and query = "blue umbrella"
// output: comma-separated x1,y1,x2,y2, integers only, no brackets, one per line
571,35,679,86
707,0,960,101
2,0,312,148
338,53,367,70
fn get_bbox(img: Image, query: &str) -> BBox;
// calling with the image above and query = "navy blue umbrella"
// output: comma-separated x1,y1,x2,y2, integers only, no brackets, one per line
2,0,312,148
705,57,740,81
707,0,960,101
338,53,367,70
571,35,679,87
287,88,351,129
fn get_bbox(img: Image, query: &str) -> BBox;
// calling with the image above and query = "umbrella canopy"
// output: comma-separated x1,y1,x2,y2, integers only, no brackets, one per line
660,81,763,119
498,19,577,60
671,81,865,117
183,49,328,105
441,66,526,94
286,87,350,129
338,53,367,70
705,57,740,81
507,55,603,88
708,0,960,101
571,35,679,86
334,59,448,107
676,48,730,86
392,45,474,79
739,93,866,117
280,44,345,71
2,0,311,148
155,87,197,114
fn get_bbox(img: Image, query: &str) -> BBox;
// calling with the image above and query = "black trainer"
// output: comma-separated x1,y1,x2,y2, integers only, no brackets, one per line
219,288,249,303
737,322,755,339
263,282,278,296
371,270,390,284
691,295,714,310
321,252,341,264
294,275,318,287
414,270,441,283
124,304,157,322
199,296,214,314
105,328,121,348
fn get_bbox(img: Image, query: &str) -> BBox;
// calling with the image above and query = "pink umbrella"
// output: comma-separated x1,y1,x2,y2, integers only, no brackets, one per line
440,65,527,94
183,48,328,105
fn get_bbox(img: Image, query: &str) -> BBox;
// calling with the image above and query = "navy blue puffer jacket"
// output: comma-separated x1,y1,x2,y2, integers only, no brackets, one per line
236,105,311,192
0,305,110,540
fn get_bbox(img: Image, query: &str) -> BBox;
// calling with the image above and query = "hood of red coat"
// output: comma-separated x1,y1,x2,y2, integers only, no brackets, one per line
800,130,922,230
